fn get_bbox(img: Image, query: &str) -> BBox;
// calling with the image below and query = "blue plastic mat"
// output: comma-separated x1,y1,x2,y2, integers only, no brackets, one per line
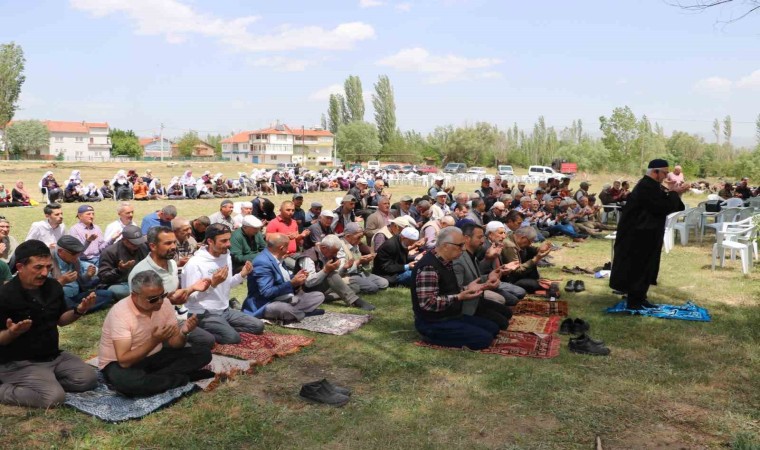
606,300,711,322
64,373,199,422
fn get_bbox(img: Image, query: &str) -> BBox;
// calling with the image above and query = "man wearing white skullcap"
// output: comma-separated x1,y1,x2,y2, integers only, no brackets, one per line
232,201,253,230
230,215,266,274
372,225,420,286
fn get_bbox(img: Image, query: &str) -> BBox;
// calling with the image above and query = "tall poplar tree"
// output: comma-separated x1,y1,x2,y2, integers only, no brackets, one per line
0,42,26,159
344,75,365,122
723,115,732,146
372,75,397,146
327,94,343,134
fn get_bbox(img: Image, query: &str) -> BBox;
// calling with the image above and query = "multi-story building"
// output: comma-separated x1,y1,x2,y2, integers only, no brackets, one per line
1,120,112,161
139,137,174,159
220,124,334,166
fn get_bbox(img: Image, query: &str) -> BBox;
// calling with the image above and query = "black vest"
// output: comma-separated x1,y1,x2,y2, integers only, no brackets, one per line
294,248,325,293
411,251,462,322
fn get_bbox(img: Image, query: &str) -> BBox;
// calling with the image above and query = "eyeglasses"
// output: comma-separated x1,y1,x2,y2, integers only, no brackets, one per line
132,291,168,304
445,242,466,249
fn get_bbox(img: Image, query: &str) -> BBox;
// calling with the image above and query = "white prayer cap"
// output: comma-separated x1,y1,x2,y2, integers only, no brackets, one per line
391,217,410,227
241,201,252,208
434,175,445,181
490,201,505,210
400,227,420,240
404,216,418,228
320,210,336,218
485,221,505,234
242,215,263,228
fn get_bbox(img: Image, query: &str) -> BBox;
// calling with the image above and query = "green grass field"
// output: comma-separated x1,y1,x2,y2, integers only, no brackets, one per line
0,161,757,450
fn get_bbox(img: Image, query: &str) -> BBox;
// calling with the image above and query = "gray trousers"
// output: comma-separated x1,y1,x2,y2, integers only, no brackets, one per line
0,352,98,408
263,291,325,322
308,271,359,306
347,273,389,294
494,282,526,306
196,308,265,345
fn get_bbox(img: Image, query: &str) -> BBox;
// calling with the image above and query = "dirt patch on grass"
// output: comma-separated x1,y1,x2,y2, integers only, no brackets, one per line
606,422,718,449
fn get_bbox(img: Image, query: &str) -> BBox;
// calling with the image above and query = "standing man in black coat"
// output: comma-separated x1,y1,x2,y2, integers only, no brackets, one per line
610,159,689,310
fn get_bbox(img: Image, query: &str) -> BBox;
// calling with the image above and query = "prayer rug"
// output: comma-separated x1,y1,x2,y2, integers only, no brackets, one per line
64,373,198,423
415,330,560,359
606,301,711,322
212,332,314,363
277,311,372,335
508,314,561,334
513,300,569,317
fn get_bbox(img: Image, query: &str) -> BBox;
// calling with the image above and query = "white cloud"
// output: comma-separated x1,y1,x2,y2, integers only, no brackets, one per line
70,0,375,52
360,0,385,7
736,69,760,90
249,57,318,72
309,84,344,101
692,76,733,95
395,3,412,12
377,47,503,83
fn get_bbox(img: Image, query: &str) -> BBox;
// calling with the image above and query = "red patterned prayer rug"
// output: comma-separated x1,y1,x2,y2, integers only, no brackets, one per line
414,330,560,359
212,332,315,364
512,300,568,317
508,314,561,334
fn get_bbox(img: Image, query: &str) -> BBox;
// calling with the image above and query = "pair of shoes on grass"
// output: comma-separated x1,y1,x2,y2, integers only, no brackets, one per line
564,280,586,292
300,379,352,406
561,318,610,356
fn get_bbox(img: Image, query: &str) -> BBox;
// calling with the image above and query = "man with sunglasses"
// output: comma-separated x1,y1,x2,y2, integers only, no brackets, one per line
98,270,213,397
182,223,264,344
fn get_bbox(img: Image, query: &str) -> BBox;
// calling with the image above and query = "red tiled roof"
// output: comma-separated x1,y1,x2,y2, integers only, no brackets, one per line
221,131,252,144
139,137,155,146
250,125,333,137
86,122,109,128
44,121,89,133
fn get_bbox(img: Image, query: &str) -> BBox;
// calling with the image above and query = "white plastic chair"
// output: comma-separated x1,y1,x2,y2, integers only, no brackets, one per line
711,225,756,275
724,197,745,208
749,197,760,211
736,207,755,221
702,207,741,241
673,208,700,245
663,210,685,254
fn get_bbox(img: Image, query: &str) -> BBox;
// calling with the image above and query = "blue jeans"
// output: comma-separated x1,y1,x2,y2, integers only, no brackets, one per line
65,289,114,312
547,223,586,239
415,315,499,350
395,269,413,287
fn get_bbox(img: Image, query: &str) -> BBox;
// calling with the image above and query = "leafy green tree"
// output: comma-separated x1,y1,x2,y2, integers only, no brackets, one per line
755,113,760,149
109,129,142,158
328,94,343,134
723,115,732,146
0,42,26,159
372,75,397,146
599,106,639,171
336,121,380,161
5,120,48,156
177,131,201,158
205,134,223,158
344,75,365,122
713,118,721,144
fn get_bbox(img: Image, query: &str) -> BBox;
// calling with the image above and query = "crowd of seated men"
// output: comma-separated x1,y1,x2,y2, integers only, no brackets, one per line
1,167,754,409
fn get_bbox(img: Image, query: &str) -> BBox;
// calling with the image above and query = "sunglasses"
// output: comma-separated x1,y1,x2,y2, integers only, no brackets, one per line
134,291,168,304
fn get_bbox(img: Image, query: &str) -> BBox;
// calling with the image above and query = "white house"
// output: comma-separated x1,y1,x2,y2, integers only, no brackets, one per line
1,120,112,161
221,131,253,162
220,124,334,165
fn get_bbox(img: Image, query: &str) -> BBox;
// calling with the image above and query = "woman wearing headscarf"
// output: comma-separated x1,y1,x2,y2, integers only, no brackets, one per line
11,181,31,206
40,171,63,202
83,183,103,202
63,178,85,203
132,177,149,201
0,184,22,207
0,217,17,262
148,178,167,200
111,170,132,200
69,170,82,183
180,170,198,199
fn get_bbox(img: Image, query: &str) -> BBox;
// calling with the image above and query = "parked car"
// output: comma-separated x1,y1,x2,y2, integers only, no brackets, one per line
497,165,514,176
401,165,415,173
443,162,467,173
417,165,439,174
383,164,402,171
349,163,363,170
276,163,297,171
467,167,487,175
367,160,381,171
527,165,559,180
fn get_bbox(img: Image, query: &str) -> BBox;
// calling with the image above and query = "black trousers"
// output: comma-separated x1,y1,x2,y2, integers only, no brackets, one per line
102,345,211,397
475,299,512,330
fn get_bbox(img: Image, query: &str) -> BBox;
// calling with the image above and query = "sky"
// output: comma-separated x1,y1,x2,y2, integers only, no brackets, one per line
2,0,760,145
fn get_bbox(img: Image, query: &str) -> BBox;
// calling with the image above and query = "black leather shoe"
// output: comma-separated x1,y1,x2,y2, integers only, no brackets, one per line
568,334,610,356
560,318,574,335
353,298,376,311
319,379,352,397
300,381,350,406
626,303,646,311
573,318,590,334
187,369,216,382
641,300,659,309
565,280,576,292
573,280,585,292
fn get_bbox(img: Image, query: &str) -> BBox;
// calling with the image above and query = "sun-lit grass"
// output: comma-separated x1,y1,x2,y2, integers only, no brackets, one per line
0,161,757,449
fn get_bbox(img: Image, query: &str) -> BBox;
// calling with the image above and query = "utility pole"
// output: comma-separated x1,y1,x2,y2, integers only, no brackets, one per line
302,125,305,166
160,123,164,162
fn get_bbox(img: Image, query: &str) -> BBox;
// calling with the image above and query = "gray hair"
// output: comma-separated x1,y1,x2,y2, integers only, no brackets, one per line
161,205,178,217
116,202,132,214
0,217,9,226
441,216,455,226
194,215,211,226
171,217,190,230
131,270,164,294
514,226,537,241
436,227,463,249
320,234,343,250
455,193,469,202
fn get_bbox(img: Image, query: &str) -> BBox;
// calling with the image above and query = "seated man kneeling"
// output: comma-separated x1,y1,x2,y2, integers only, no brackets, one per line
246,233,325,322
411,227,500,350
98,270,212,397
295,234,376,311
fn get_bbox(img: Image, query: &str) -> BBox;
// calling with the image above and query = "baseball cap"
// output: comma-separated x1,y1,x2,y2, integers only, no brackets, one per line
122,225,147,245
580,181,591,188
77,205,94,214
399,195,413,202
342,194,356,203
356,178,368,184
434,175,444,181
310,202,323,209
57,235,85,254
242,215,263,228
436,191,448,197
